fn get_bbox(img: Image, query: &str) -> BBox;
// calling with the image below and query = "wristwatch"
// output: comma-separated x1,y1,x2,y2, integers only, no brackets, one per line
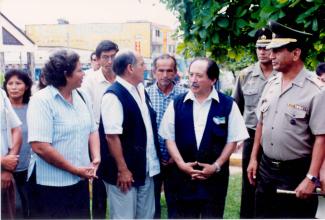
306,174,321,187
214,162,221,173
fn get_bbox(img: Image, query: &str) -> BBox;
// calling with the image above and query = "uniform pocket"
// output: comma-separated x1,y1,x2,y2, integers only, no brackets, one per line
243,89,259,107
284,109,307,129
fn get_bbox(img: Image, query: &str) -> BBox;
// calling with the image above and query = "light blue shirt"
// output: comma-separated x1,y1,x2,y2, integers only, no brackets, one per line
27,86,96,187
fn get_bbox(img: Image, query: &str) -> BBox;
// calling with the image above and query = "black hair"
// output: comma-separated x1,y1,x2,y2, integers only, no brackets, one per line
189,57,219,81
95,40,119,58
3,69,33,104
43,49,80,88
112,51,137,76
316,62,325,76
152,54,177,72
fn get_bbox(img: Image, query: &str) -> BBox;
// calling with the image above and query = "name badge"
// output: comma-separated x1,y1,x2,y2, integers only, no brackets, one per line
213,116,226,125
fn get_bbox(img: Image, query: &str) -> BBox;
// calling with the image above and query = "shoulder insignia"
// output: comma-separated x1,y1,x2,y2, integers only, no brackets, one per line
238,64,255,81
306,74,324,89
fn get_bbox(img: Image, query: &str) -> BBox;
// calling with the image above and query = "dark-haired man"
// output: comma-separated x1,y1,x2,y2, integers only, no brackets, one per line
81,40,119,219
160,58,248,218
232,27,277,218
84,52,100,76
146,54,187,218
247,21,325,218
100,51,160,218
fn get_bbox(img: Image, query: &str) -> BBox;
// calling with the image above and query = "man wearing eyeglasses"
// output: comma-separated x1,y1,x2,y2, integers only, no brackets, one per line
81,40,119,219
232,27,277,218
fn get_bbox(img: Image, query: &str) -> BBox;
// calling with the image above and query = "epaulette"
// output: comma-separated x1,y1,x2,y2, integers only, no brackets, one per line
306,74,324,89
238,64,255,82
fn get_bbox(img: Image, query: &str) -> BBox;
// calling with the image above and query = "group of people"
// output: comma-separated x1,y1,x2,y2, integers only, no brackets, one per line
1,20,324,219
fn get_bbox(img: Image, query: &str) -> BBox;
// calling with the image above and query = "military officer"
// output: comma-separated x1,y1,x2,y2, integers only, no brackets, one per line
247,21,325,218
232,27,277,218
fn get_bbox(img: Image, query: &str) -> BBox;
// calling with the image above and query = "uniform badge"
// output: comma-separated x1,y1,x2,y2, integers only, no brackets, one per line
213,116,226,125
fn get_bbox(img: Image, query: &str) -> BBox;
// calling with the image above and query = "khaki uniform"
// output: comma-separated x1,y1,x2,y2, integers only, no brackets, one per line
233,62,277,129
258,68,324,160
232,62,277,218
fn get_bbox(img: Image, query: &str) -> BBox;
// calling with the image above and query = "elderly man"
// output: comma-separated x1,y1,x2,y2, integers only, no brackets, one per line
232,27,277,218
99,51,161,218
159,57,248,218
247,21,325,218
146,54,187,218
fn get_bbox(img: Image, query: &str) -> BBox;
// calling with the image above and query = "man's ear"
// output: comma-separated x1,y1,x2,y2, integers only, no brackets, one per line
126,64,133,74
292,48,301,61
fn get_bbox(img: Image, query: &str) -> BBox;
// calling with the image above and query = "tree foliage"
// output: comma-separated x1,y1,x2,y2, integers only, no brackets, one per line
161,0,325,71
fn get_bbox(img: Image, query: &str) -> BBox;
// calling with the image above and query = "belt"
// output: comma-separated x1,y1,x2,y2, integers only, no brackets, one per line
262,153,311,170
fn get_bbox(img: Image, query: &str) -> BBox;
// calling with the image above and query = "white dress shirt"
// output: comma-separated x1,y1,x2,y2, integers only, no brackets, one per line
81,68,113,126
159,88,249,149
101,76,160,177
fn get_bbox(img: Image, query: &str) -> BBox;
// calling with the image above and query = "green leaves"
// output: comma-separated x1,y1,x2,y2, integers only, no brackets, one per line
217,17,229,28
162,0,325,70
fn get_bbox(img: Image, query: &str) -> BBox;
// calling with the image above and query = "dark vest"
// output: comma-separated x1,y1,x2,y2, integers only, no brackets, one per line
173,91,233,201
98,82,160,186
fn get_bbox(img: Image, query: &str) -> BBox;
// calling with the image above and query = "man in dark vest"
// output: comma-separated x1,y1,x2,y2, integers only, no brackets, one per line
159,57,249,218
99,51,161,218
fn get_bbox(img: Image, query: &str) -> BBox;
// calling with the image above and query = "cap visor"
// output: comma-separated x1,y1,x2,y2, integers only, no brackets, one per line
266,42,289,49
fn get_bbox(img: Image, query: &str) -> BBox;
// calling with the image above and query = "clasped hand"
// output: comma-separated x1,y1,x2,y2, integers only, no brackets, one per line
179,161,216,180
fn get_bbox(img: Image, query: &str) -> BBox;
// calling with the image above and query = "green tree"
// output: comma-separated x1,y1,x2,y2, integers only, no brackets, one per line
161,0,325,72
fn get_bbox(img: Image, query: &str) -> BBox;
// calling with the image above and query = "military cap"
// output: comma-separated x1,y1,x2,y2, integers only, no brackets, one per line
266,20,312,49
255,27,272,47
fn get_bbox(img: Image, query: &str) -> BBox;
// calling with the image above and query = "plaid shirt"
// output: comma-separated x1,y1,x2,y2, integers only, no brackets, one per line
146,82,188,161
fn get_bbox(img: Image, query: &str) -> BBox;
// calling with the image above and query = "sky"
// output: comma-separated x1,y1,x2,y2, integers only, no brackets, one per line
0,0,179,30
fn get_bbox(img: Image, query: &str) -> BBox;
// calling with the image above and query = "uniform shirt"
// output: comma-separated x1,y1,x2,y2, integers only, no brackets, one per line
0,89,22,156
27,86,97,186
232,62,277,129
101,76,160,177
159,88,249,148
146,82,187,161
257,68,324,160
81,68,113,127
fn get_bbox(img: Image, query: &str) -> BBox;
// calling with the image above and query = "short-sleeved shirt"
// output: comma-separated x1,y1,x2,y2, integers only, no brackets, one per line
146,82,187,161
257,68,324,160
101,76,160,177
159,88,249,148
27,85,97,186
0,89,22,156
232,62,277,129
81,68,113,127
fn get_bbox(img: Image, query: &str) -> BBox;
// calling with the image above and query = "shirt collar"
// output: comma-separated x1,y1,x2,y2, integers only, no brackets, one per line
49,85,78,103
252,62,278,78
292,67,309,88
183,87,219,103
116,76,143,93
95,68,112,84
154,81,176,96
